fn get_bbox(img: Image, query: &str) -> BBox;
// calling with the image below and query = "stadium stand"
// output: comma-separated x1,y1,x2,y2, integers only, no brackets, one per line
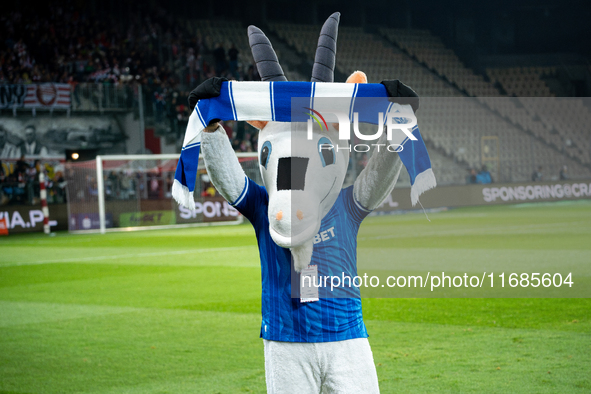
180,19,306,83
270,23,462,97
486,67,557,97
484,67,591,165
0,7,187,86
380,28,591,166
1,7,590,188
269,23,591,182
381,28,500,97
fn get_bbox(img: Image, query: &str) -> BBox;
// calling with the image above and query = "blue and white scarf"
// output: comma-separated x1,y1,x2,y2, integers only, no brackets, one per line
173,81,436,208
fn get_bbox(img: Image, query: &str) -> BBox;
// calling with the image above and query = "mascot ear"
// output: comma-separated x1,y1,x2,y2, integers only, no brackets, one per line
346,70,368,84
247,120,268,130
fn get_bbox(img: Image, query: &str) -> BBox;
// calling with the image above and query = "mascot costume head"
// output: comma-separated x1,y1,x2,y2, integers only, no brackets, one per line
246,13,361,270
173,12,435,272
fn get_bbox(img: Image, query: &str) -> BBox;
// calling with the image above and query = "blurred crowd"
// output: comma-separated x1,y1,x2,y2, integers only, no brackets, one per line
0,5,262,153
465,164,570,185
0,157,65,205
466,166,493,184
0,6,259,87
66,168,175,204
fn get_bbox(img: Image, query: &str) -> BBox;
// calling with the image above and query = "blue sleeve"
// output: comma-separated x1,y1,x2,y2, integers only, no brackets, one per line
341,185,372,224
230,177,268,224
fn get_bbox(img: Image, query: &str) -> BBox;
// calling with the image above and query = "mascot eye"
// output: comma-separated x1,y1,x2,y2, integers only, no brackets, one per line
260,141,272,169
318,137,335,167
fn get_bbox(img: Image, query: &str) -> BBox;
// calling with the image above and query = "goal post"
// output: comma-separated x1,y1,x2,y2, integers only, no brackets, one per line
65,152,260,233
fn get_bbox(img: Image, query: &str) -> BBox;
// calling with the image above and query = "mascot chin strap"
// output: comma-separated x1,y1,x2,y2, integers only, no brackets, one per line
291,241,315,273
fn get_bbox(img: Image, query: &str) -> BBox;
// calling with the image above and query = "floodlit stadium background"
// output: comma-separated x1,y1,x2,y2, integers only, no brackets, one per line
1,0,590,392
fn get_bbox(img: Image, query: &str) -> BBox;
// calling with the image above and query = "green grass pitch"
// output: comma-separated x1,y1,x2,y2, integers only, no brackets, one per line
0,201,590,393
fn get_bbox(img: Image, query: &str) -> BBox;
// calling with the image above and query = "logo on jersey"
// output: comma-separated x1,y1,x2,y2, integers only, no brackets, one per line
313,226,336,244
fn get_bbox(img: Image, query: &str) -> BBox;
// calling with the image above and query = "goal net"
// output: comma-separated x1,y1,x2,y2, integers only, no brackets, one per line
64,153,260,233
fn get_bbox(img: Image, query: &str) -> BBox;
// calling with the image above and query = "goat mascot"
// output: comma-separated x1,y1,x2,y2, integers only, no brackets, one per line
173,12,436,393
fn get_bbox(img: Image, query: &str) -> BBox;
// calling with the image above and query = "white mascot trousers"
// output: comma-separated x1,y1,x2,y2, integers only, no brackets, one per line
263,338,380,393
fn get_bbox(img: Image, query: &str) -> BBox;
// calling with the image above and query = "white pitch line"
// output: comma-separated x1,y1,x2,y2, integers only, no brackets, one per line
2,246,254,267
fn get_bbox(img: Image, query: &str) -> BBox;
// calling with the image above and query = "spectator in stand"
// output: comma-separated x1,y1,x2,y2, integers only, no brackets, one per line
119,171,134,200
165,173,174,198
228,43,239,79
107,171,119,199
245,64,259,81
68,76,81,109
559,165,569,180
238,139,250,152
185,47,197,87
11,154,28,203
0,160,7,205
200,175,216,197
476,165,492,184
88,177,98,197
233,121,246,143
466,168,477,184
26,159,38,181
250,129,258,151
1,163,17,204
52,170,67,203
221,121,234,141
14,155,29,178
24,160,39,203
532,166,543,182
148,172,160,199
213,43,226,75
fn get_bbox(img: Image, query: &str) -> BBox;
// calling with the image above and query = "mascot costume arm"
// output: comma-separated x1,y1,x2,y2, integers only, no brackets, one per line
186,77,247,205
201,125,246,205
354,131,404,211
348,72,419,212
347,73,409,211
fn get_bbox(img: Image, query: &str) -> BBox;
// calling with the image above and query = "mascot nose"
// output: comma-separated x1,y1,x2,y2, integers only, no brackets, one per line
275,209,303,221
296,209,304,220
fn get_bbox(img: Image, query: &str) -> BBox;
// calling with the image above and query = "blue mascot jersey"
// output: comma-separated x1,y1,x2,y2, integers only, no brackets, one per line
232,177,370,343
